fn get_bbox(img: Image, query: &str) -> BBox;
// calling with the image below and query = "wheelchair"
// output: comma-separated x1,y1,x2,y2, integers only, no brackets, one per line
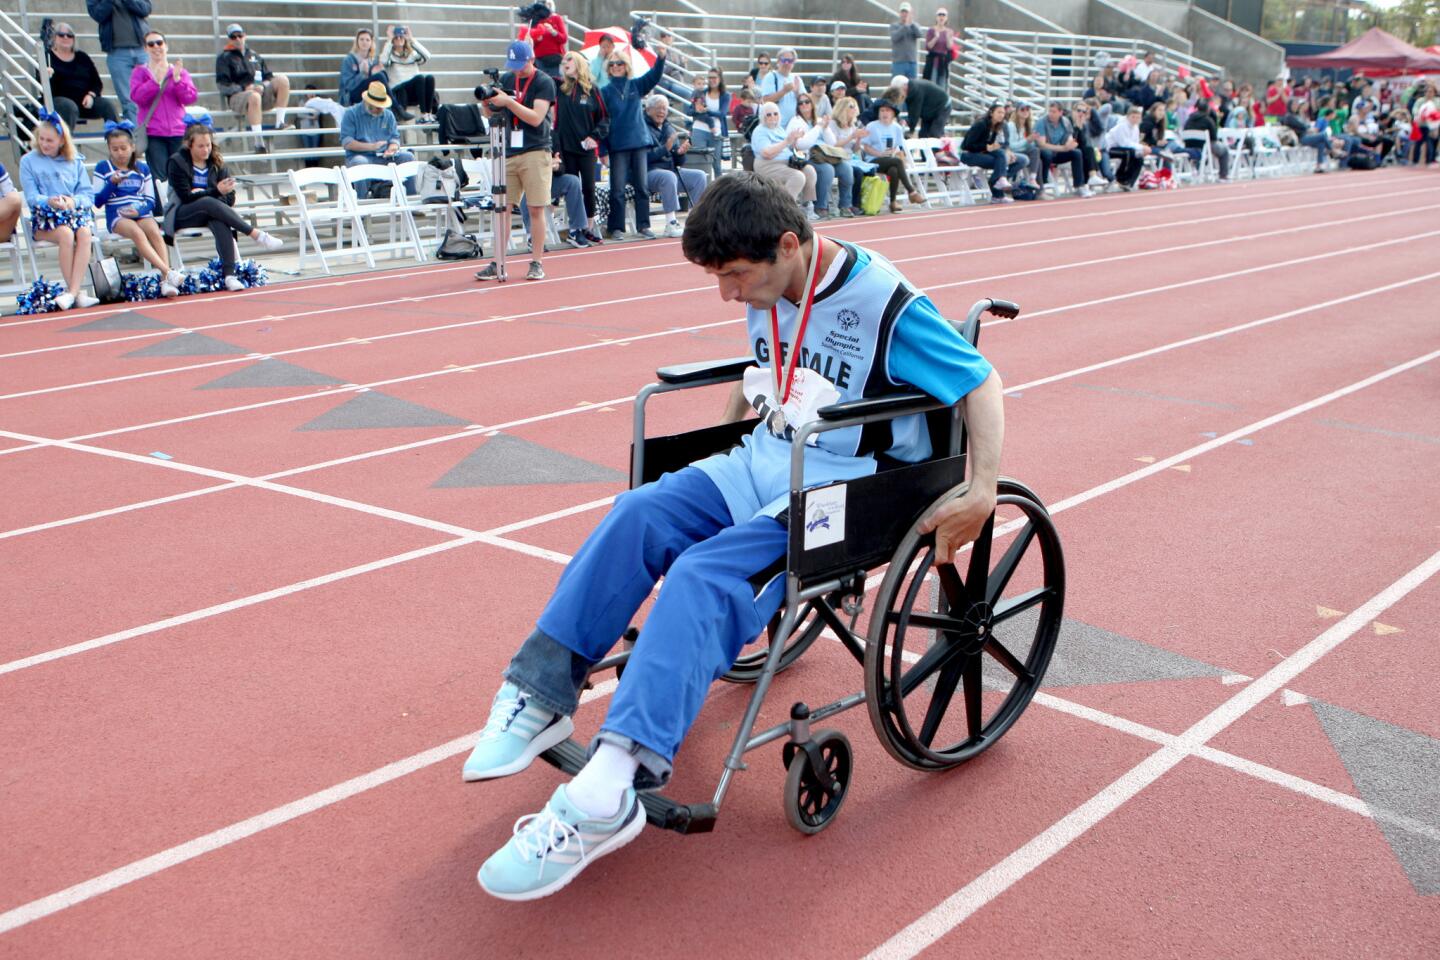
541,298,1065,835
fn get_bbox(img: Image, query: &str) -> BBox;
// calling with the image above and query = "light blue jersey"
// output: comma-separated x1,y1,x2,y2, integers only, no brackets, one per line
695,239,993,522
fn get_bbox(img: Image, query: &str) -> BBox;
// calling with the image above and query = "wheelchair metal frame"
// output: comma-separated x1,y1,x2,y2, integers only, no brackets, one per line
544,299,1020,834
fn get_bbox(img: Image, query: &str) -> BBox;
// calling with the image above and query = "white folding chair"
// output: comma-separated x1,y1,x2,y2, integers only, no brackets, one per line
0,225,28,292
341,162,426,264
903,139,941,207
1180,130,1215,183
287,166,372,274
1218,128,1254,180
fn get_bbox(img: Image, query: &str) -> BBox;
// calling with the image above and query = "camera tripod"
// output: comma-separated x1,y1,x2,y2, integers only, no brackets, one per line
484,118,511,282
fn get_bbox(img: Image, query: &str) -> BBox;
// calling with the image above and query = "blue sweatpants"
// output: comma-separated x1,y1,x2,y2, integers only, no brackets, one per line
505,467,788,783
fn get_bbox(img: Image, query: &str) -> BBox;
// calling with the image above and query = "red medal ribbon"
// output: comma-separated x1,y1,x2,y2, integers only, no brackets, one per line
768,237,825,406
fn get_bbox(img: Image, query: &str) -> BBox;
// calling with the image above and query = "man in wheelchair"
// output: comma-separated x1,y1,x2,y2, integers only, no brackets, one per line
465,174,1005,900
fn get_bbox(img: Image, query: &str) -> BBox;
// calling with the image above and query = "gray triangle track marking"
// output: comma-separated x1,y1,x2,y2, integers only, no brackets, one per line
1311,700,1440,894
198,360,346,390
297,391,468,431
983,610,1227,688
65,310,176,332
433,434,626,487
123,333,249,358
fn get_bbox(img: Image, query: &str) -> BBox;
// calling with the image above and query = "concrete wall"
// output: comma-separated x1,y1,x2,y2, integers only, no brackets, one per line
1022,0,1090,33
960,0,1069,35
1186,4,1283,85
1087,0,1190,54
1107,0,1187,33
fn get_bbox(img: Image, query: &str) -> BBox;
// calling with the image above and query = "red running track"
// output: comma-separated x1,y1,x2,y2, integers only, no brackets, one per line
1,168,1438,959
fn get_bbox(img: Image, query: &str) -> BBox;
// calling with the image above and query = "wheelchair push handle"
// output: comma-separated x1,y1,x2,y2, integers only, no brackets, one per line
960,298,1021,346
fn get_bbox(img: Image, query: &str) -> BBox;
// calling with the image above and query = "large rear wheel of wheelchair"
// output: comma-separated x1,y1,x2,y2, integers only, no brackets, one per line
781,729,853,834
720,602,825,684
864,480,1065,771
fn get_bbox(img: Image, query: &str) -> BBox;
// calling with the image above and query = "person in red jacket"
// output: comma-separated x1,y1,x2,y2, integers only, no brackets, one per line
526,0,568,79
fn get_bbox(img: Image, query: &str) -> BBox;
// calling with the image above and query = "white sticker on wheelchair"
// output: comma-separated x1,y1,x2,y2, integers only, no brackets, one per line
803,485,846,550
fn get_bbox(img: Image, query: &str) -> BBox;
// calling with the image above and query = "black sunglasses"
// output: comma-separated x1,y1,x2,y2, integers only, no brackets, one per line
55,31,75,38
229,32,244,38
146,38,166,46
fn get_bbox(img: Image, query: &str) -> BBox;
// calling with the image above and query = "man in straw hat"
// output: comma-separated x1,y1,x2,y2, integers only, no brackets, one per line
340,80,414,167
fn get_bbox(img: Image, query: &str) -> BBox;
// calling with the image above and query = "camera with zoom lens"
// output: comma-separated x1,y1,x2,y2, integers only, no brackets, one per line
474,67,504,102
516,2,550,27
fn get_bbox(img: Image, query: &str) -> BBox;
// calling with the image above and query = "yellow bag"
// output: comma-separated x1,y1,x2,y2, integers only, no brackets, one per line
859,174,888,215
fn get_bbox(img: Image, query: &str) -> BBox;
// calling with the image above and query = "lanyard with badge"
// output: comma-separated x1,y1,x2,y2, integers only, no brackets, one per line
743,238,841,442
510,71,534,150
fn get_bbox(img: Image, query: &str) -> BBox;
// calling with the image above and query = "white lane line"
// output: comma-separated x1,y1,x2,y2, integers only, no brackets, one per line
4,184,1427,362
0,677,618,937
5,184,1433,404
0,173,1390,334
2,344,1433,931
864,546,1440,960
6,206,1433,458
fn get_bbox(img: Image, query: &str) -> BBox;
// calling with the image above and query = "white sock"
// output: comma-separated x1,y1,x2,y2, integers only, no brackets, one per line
273,108,286,126
565,742,639,819
250,123,262,133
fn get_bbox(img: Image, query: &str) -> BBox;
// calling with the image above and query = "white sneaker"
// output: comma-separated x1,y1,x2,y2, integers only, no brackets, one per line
224,276,245,292
76,291,100,308
1077,186,1094,198
663,221,683,238
166,269,185,287
55,291,76,311
255,231,283,252
161,281,180,298
1087,173,1107,187
993,176,1012,191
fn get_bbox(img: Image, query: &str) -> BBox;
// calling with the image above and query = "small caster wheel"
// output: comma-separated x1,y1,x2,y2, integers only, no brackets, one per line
781,729,852,834
614,627,638,681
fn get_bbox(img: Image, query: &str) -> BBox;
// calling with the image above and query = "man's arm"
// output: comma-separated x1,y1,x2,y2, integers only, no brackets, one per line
720,382,751,423
919,369,1003,564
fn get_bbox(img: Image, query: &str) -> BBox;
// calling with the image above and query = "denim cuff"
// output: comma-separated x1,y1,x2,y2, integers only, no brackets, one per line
593,730,673,791
503,626,593,718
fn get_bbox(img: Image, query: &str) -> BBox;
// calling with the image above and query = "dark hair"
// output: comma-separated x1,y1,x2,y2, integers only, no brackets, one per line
104,127,139,169
182,123,223,168
681,173,812,268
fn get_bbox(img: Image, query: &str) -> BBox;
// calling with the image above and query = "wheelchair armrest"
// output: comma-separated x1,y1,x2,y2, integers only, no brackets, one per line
656,356,755,385
817,392,946,421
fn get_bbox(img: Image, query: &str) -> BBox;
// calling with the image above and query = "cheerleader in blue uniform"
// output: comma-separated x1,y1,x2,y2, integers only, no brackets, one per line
0,163,22,243
92,121,181,297
18,110,97,310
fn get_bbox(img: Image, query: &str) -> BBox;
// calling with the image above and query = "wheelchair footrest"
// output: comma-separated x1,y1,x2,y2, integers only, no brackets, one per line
539,738,719,835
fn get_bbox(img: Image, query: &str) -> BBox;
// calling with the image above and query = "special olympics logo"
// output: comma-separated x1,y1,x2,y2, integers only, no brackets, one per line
836,309,861,330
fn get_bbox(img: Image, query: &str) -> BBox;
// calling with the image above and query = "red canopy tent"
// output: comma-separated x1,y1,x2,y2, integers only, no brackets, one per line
1286,27,1440,75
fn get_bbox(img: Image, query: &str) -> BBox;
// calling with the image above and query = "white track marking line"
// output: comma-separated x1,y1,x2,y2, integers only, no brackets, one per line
0,174,1396,333
864,546,1440,960
3,346,1434,931
5,184,1428,362
0,677,618,937
6,208,1434,455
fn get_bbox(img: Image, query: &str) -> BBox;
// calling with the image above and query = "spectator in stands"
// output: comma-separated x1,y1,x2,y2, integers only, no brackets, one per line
828,96,871,215
923,8,958,86
750,52,771,84
750,101,816,207
555,51,606,246
93,122,179,296
0,163,22,242
655,32,693,101
129,31,195,181
644,95,708,237
1410,82,1439,166
860,100,924,212
1181,98,1230,180
477,40,556,278
853,78,874,118
166,119,283,290
520,153,588,246
731,88,757,130
788,93,838,219
46,23,120,132
380,25,438,122
1226,86,1255,128
1350,82,1377,116
885,74,951,139
1072,101,1112,189
808,77,834,121
1007,103,1039,184
1037,100,1089,197
527,0,568,79
1140,102,1173,161
831,54,860,100
216,24,292,155
1385,108,1412,164
340,29,388,108
1103,104,1148,190
890,3,922,80
86,0,150,123
759,48,805,125
1263,79,1288,121
961,101,1026,203
1134,70,1167,111
589,34,615,91
688,68,731,182
1132,50,1157,85
341,81,415,166
598,37,667,241
20,111,97,309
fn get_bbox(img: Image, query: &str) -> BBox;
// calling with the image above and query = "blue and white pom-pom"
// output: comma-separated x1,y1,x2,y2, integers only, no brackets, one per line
30,204,94,233
121,272,163,302
232,258,268,288
197,257,268,291
15,277,66,314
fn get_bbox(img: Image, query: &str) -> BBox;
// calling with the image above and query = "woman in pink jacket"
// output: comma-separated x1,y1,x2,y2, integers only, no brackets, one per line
130,30,198,181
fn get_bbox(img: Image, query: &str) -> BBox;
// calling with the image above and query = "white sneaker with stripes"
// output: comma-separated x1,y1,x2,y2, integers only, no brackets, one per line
461,682,574,782
478,785,644,900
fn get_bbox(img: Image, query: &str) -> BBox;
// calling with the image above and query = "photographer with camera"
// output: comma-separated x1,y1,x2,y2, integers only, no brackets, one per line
644,94,708,238
598,35,668,241
475,40,555,282
380,24,438,122
519,0,567,80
